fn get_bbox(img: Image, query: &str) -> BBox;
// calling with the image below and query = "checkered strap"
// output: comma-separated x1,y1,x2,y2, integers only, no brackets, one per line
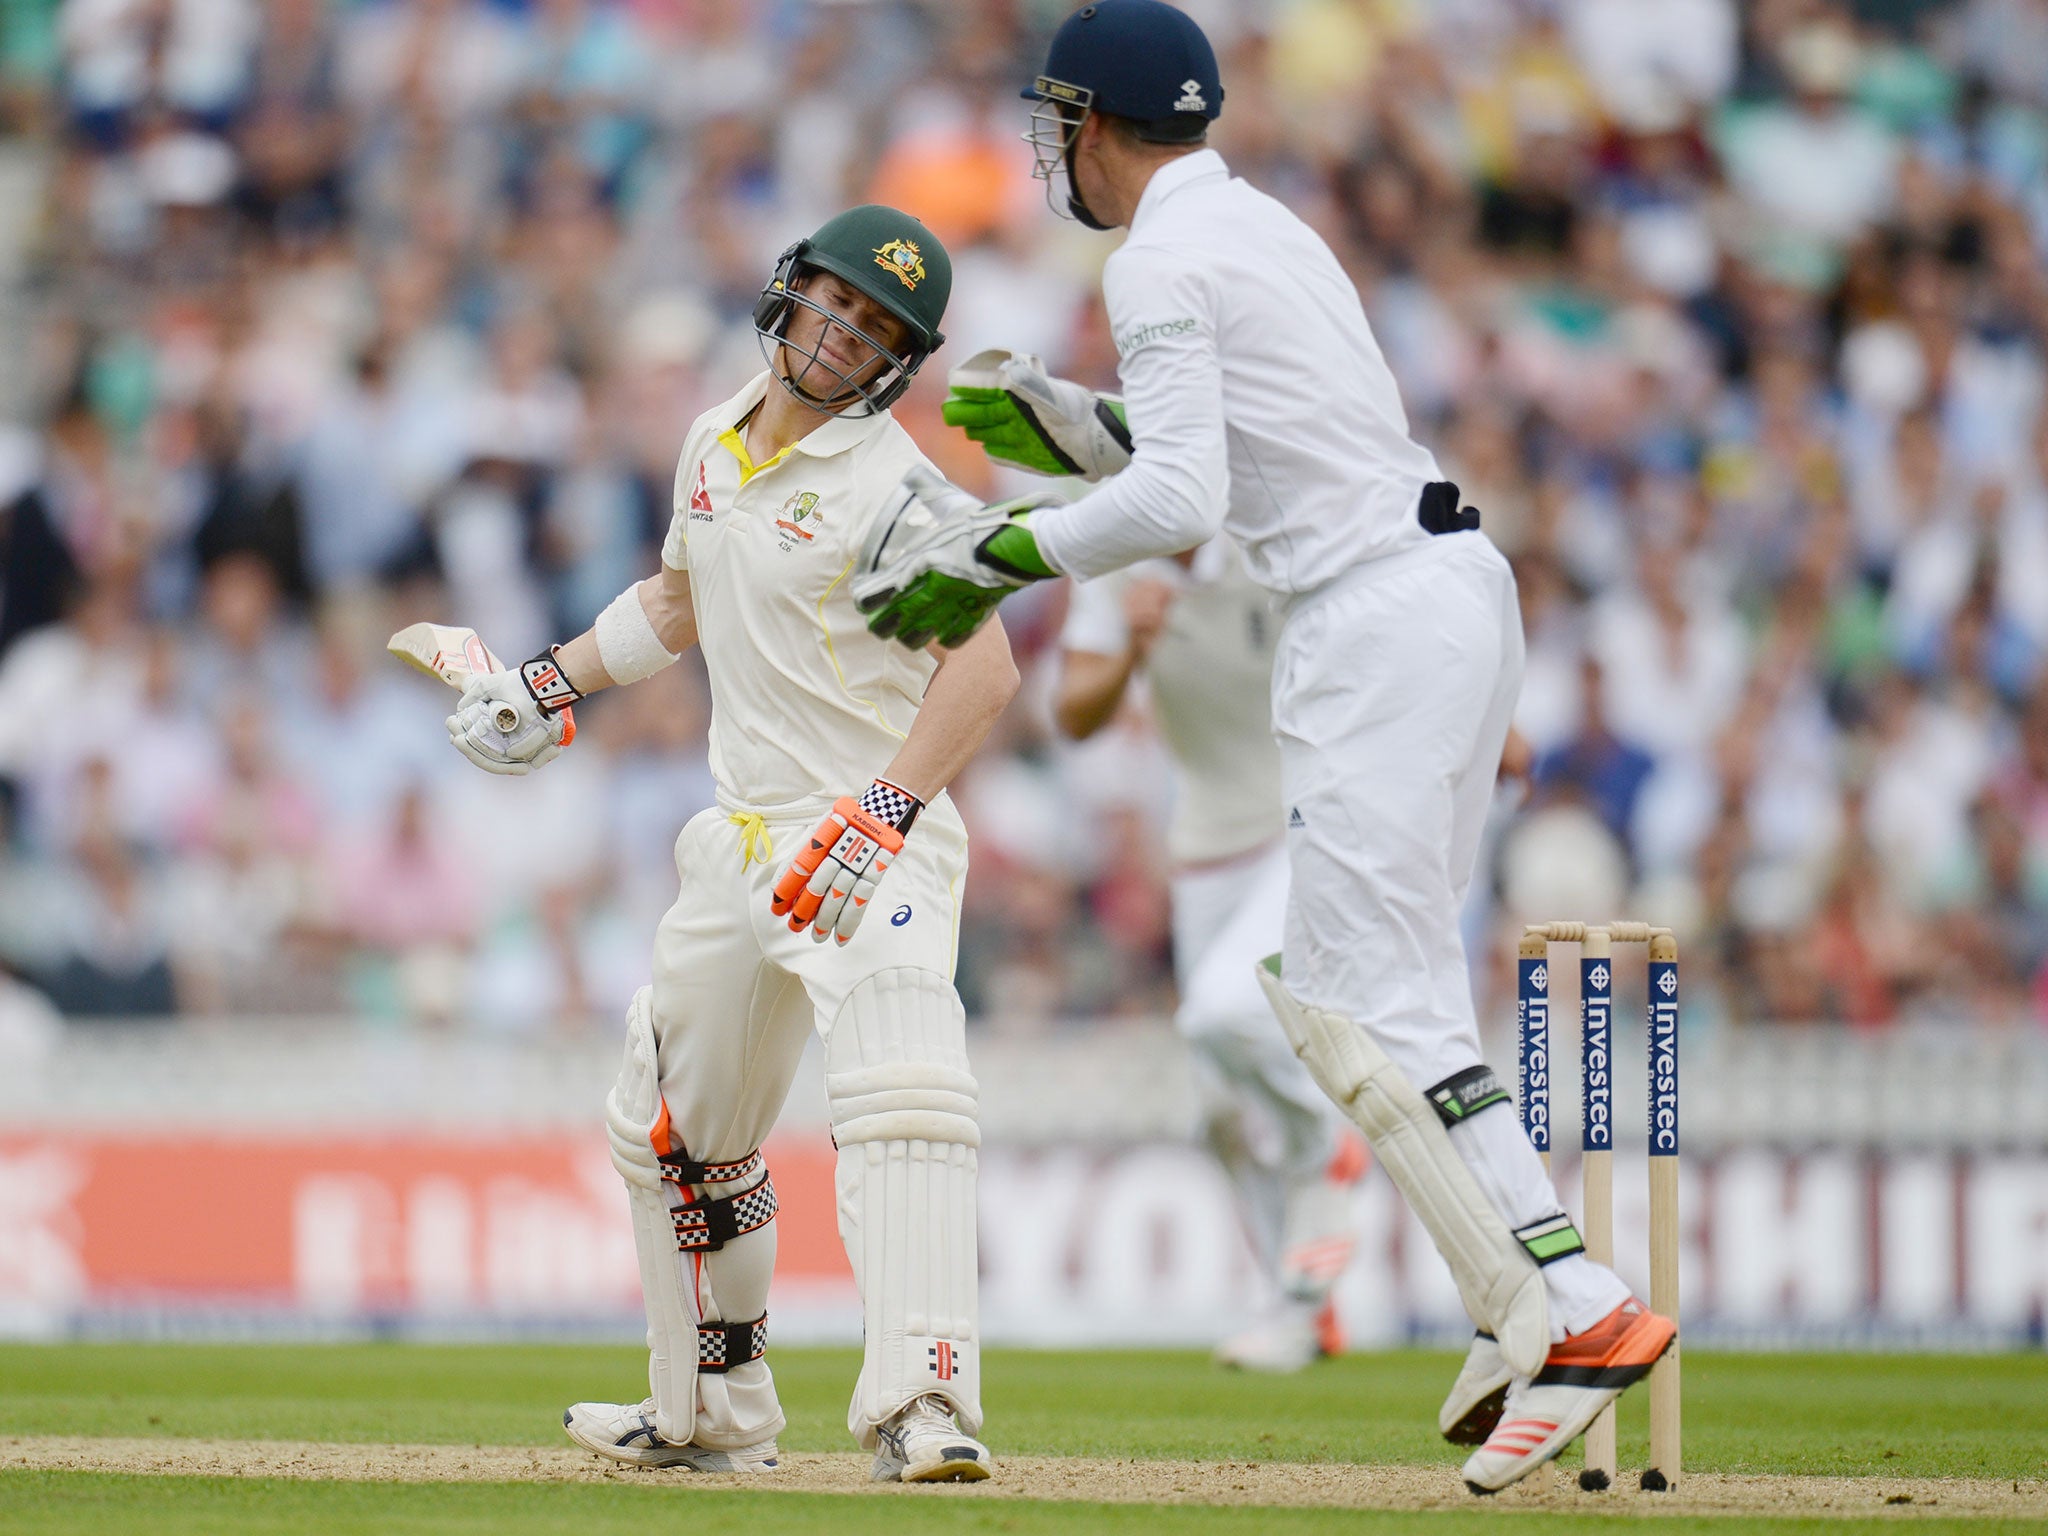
697,1313,768,1374
672,1174,778,1253
857,777,923,832
658,1146,763,1188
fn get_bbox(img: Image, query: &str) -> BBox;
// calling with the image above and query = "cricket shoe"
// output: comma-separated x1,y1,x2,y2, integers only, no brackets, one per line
1461,1297,1676,1494
871,1393,993,1482
1439,1330,1511,1444
562,1398,780,1471
1214,1296,1343,1374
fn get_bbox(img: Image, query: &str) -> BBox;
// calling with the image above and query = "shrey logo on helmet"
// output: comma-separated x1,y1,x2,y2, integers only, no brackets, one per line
872,239,927,291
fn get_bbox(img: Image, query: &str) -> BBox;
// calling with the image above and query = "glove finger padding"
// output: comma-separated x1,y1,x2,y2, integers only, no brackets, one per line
772,797,906,943
939,390,1011,432
448,708,560,775
836,862,889,943
770,829,832,921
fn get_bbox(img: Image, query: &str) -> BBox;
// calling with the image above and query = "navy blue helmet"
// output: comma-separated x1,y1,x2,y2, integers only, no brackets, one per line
1023,0,1223,229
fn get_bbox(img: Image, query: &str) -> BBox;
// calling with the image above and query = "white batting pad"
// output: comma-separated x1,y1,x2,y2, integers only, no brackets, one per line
610,987,703,1442
1256,961,1550,1378
607,987,783,1449
826,967,981,1448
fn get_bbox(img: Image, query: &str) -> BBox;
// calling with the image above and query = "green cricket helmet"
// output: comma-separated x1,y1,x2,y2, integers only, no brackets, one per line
752,204,952,416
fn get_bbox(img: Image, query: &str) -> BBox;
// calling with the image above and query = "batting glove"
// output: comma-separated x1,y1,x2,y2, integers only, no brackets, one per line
852,464,1063,650
771,780,923,944
446,649,579,776
943,349,1133,481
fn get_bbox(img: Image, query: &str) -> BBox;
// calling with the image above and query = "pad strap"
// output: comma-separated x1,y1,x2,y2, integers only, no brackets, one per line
658,1147,764,1188
1513,1212,1586,1266
1426,1065,1512,1127
672,1175,778,1253
696,1313,768,1373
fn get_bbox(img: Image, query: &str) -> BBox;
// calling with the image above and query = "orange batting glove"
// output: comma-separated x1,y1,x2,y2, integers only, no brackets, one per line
770,780,923,945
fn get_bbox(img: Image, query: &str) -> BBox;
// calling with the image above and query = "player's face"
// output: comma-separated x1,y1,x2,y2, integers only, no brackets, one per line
779,273,911,407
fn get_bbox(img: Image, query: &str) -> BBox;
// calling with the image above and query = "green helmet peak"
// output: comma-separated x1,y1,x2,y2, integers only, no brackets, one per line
752,205,951,416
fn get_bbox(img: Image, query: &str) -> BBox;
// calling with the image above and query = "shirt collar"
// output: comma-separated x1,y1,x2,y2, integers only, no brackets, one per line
1130,148,1228,233
725,370,893,462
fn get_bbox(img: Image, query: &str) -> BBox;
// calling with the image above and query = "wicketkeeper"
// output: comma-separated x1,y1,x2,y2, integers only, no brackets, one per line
853,0,1674,1494
442,206,1013,1482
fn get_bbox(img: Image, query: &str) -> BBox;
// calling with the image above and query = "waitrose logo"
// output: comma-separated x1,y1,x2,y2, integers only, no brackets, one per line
1114,316,1200,354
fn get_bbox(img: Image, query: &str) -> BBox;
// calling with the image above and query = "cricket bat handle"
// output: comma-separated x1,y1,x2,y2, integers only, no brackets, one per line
388,622,570,743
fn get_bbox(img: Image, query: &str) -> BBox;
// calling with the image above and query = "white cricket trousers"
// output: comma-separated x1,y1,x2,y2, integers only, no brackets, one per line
643,798,979,1446
1272,532,1625,1335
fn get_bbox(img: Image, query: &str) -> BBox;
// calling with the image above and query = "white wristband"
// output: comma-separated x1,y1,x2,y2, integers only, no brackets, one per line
594,584,680,685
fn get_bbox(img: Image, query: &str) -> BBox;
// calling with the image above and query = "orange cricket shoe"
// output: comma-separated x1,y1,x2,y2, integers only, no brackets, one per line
1460,1297,1676,1494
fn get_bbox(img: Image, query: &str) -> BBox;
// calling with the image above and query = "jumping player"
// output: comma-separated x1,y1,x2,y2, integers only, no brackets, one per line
1048,531,1367,1372
854,0,1674,1494
443,206,1010,1482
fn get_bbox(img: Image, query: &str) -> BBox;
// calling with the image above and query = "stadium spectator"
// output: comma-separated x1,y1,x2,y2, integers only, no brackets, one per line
1,0,2045,1035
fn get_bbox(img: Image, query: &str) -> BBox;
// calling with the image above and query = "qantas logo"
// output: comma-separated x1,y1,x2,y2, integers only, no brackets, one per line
689,461,714,521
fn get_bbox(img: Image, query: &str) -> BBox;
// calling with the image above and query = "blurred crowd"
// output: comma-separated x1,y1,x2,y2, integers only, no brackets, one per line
0,0,2046,1036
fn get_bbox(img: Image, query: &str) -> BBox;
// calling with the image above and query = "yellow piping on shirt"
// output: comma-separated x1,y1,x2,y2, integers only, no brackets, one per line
729,811,775,867
717,426,798,487
817,556,908,742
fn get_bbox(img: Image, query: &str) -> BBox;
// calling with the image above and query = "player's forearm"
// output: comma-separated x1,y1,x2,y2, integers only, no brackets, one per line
1032,460,1227,579
879,618,1020,802
1053,647,1138,741
557,571,698,693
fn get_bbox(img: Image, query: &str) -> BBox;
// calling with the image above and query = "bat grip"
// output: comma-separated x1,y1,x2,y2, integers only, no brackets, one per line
494,705,521,733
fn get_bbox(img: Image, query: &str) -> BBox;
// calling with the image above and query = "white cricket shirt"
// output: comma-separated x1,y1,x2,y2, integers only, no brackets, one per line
1061,541,1284,866
1031,149,1444,595
663,372,943,816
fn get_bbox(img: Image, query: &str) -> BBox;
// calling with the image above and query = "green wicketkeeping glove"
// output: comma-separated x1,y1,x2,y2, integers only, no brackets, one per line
942,349,1133,481
852,465,1063,650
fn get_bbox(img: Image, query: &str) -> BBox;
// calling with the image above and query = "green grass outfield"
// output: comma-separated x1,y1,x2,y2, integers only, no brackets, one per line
2,1344,2044,1534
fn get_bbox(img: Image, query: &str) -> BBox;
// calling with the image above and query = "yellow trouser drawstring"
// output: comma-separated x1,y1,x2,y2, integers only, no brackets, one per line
728,811,775,868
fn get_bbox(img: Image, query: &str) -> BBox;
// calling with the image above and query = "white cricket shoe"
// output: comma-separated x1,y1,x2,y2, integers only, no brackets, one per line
1439,1330,1512,1444
1462,1298,1676,1494
1213,1296,1342,1374
871,1393,993,1482
562,1397,780,1472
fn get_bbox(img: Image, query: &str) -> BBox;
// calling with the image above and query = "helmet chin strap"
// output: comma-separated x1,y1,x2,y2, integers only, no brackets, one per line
1063,143,1111,231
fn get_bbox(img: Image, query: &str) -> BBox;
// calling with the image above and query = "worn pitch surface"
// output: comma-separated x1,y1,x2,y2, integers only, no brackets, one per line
2,1345,2042,1532
6,1434,2045,1518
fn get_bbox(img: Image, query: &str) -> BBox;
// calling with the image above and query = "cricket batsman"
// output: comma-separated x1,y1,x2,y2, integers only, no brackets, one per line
1052,539,1368,1372
851,0,1674,1493
441,206,1011,1481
